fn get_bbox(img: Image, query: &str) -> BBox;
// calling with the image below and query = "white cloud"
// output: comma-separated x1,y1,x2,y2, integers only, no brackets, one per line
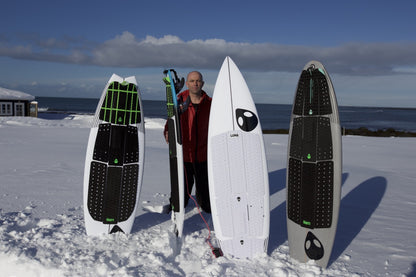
142,34,183,45
392,66,416,74
1,32,416,77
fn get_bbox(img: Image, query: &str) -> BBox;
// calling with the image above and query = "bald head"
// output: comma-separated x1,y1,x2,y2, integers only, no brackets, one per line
186,71,204,97
187,71,203,82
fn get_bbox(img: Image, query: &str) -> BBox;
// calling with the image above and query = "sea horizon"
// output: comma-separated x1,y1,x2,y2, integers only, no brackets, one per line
34,95,416,110
33,96,416,133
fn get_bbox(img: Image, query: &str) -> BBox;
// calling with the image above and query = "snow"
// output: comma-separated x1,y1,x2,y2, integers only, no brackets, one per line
0,87,35,101
0,114,415,277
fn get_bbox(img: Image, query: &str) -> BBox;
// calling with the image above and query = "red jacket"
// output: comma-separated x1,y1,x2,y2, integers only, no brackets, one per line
164,90,211,163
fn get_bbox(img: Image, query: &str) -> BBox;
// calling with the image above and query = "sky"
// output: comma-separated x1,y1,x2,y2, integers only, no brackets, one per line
1,0,416,107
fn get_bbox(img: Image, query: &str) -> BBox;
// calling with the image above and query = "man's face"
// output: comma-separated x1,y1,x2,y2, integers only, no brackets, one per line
186,72,204,95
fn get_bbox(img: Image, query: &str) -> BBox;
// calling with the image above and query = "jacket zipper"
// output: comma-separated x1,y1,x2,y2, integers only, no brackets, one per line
194,103,199,163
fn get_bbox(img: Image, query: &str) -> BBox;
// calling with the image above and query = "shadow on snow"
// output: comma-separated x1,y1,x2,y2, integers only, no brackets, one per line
132,171,387,269
329,176,387,266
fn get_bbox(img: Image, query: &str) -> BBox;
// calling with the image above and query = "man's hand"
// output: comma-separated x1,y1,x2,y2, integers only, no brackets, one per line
164,130,169,144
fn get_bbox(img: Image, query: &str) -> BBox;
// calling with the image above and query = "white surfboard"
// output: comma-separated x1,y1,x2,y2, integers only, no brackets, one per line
83,74,145,236
208,56,270,258
286,61,342,268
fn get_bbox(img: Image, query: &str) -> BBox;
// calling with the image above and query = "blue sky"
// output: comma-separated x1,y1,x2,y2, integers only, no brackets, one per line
1,0,416,107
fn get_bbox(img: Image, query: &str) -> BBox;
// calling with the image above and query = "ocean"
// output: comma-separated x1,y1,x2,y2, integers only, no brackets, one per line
35,96,416,132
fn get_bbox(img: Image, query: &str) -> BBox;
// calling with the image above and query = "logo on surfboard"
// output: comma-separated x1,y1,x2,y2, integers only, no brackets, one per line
304,231,324,260
236,109,258,132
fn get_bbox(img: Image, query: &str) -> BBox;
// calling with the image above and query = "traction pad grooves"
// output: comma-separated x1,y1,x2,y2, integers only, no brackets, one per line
88,162,138,223
87,123,139,224
288,67,334,229
99,81,141,125
87,80,141,225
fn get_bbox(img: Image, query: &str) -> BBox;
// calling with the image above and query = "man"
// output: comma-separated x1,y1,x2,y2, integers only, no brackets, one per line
164,71,212,213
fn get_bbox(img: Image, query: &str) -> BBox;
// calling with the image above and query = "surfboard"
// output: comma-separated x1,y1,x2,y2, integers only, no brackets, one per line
208,56,270,258
286,60,342,268
83,74,145,236
163,69,185,238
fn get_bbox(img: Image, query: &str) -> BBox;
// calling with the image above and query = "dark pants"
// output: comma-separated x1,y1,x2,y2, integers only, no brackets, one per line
184,161,211,213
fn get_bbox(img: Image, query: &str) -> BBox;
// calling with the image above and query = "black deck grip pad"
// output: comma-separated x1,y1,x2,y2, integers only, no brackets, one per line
293,68,332,116
88,123,140,223
288,158,334,229
88,163,139,223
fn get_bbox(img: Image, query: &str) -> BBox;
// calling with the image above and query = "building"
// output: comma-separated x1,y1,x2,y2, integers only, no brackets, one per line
0,87,36,116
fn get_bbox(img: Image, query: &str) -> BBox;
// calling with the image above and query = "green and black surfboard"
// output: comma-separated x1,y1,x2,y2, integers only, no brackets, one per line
83,74,145,235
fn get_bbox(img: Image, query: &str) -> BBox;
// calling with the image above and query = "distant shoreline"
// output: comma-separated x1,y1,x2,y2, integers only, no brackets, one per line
36,111,416,137
263,127,416,137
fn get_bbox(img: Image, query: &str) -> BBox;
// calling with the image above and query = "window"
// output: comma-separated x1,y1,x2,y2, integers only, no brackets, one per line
14,103,24,116
0,102,13,115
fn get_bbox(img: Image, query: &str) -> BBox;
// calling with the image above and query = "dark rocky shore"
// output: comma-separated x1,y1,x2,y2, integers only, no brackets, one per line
263,127,416,137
